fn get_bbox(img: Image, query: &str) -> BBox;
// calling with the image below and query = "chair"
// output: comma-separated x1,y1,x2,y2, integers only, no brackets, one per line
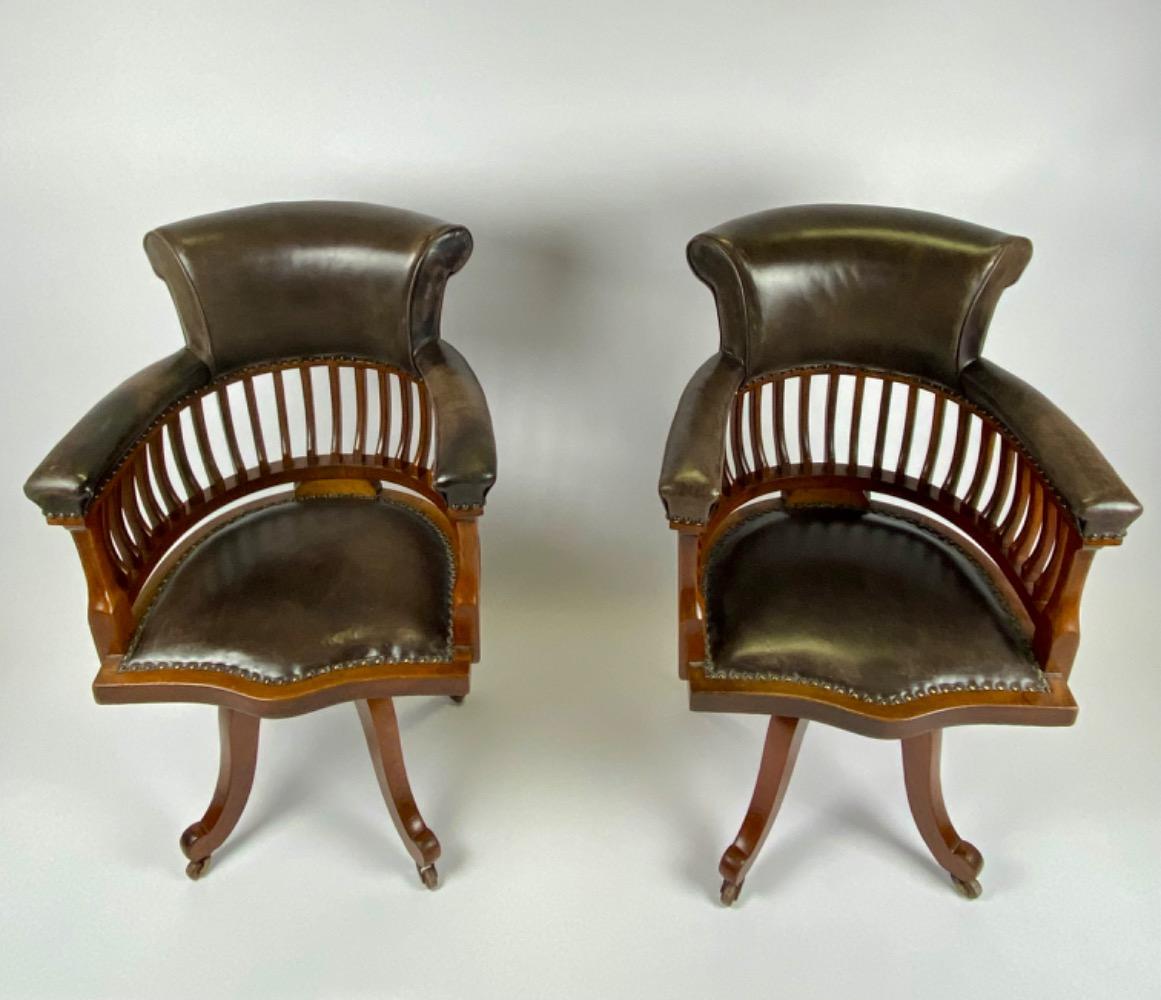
24,201,496,886
659,204,1141,904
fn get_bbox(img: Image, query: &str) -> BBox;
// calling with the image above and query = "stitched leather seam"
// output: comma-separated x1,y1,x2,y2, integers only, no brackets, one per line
119,494,456,683
700,503,1047,702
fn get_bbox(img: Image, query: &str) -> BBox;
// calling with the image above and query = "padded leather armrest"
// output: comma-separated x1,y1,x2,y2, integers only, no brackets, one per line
24,348,210,518
414,339,497,508
960,359,1142,540
659,353,746,524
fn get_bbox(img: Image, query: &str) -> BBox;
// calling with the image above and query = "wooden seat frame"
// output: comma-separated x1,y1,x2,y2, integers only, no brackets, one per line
671,364,1118,903
49,356,482,885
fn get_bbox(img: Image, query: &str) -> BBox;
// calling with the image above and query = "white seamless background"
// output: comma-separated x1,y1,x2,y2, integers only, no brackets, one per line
1,3,1158,998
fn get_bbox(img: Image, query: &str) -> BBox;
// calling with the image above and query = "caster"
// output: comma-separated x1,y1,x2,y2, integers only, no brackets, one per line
720,879,742,906
449,695,466,704
186,856,210,881
952,876,982,899
418,864,439,890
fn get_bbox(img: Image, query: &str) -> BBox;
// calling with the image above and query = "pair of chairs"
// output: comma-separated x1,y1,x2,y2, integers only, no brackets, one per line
25,201,1140,904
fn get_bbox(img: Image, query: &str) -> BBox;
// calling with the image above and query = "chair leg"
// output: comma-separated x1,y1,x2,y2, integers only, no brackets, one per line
901,729,985,899
356,698,442,889
718,715,807,906
180,707,260,881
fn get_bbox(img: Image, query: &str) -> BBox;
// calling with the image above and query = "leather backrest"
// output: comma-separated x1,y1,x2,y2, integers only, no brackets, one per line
144,201,473,376
687,204,1032,386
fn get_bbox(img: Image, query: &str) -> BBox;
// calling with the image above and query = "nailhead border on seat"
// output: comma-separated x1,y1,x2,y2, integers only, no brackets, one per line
700,503,1047,704
119,494,457,684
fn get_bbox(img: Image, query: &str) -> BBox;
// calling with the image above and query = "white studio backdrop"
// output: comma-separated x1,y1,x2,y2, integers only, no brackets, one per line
1,2,1159,998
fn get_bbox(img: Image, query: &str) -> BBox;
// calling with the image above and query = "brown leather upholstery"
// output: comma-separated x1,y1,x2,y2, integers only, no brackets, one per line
658,353,745,523
24,348,209,518
961,359,1140,538
144,201,472,377
703,505,1045,703
661,204,1140,537
25,201,496,514
686,203,1031,385
121,496,454,684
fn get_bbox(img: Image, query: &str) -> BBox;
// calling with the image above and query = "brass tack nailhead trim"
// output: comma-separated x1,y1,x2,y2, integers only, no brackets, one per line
700,503,1048,703
120,494,457,684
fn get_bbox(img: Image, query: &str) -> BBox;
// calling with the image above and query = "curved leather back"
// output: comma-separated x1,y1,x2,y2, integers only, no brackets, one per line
687,204,1032,386
145,201,473,376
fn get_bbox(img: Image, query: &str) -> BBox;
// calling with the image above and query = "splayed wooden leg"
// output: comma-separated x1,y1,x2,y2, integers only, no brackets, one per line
357,698,442,889
901,729,985,898
180,707,260,880
718,715,807,905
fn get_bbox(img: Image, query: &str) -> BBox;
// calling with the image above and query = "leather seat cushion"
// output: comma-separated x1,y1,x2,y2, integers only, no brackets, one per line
122,496,454,684
702,506,1045,703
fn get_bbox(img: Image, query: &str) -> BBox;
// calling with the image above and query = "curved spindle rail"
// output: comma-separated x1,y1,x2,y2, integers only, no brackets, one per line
716,366,1082,628
88,357,434,599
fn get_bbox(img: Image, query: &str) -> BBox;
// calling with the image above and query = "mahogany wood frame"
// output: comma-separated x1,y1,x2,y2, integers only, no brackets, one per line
671,364,1118,904
44,357,484,886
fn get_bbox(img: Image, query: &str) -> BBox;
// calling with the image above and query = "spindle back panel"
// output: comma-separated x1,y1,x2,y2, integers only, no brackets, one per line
717,365,1080,623
88,357,434,598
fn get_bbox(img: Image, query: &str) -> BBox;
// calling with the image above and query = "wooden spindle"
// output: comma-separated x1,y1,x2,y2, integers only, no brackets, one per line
748,383,768,474
147,433,181,514
166,415,201,499
190,396,224,493
353,366,369,458
798,375,812,467
104,493,136,574
963,426,997,512
272,369,293,463
1033,517,1073,609
983,441,1015,525
773,377,790,470
300,366,317,461
119,472,150,548
1000,463,1033,550
895,383,919,480
847,372,865,473
872,378,892,477
132,449,165,530
396,374,414,465
729,391,750,478
919,395,946,486
939,408,971,496
328,363,342,457
1012,480,1045,570
242,375,269,474
376,368,391,458
215,385,246,482
415,380,432,471
823,372,838,469
1024,500,1059,588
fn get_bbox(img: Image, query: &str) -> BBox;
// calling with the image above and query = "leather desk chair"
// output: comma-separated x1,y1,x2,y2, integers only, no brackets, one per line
25,202,496,887
659,204,1140,904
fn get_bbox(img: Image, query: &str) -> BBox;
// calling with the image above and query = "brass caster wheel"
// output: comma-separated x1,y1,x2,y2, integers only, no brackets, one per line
952,876,982,899
418,864,439,890
449,695,466,704
185,857,210,881
720,879,742,906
